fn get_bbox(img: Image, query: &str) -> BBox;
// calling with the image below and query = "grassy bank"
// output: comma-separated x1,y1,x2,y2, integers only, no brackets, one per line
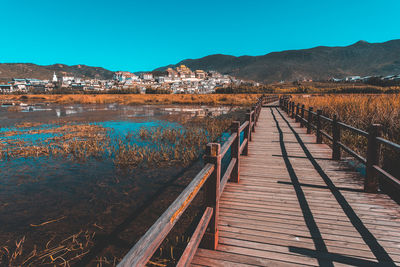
0,94,262,106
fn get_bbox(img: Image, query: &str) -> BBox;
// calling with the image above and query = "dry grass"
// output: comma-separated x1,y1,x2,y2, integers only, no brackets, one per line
0,230,96,266
1,116,233,168
292,94,400,140
0,94,261,106
1,124,109,160
271,81,400,94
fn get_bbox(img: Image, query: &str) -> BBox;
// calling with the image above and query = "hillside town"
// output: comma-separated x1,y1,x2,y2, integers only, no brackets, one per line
0,65,249,94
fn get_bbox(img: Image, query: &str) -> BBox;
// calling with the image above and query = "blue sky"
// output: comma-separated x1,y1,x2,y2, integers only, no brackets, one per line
1,0,399,72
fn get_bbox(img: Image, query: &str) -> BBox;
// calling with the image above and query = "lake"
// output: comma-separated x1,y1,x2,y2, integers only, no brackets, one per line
0,102,243,266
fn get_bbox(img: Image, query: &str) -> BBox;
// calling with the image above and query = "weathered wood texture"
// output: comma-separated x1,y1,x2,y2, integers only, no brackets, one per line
191,107,400,266
177,207,213,267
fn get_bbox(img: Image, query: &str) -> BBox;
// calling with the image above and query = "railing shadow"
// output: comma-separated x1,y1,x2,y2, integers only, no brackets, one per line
274,107,395,266
270,108,334,267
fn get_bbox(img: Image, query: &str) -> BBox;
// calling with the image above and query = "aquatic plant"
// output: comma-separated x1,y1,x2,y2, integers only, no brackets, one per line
1,115,234,169
0,230,95,266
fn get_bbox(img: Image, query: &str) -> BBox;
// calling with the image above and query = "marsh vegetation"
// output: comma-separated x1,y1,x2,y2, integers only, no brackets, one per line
0,103,245,266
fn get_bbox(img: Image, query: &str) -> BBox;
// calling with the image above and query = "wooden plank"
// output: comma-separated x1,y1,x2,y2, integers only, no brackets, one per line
177,207,213,267
216,244,318,266
191,106,400,266
219,231,400,262
193,248,306,266
191,256,257,267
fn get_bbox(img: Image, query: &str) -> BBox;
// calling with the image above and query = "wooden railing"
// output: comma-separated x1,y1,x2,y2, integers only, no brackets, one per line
118,95,279,266
280,97,400,194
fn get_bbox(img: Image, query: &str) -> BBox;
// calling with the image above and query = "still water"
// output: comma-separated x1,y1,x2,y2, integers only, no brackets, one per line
0,103,239,265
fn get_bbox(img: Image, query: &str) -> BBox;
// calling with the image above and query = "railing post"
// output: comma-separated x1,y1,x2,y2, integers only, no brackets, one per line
316,110,322,144
295,104,299,122
251,107,255,133
230,121,240,183
243,116,250,155
291,102,295,119
255,103,259,125
247,110,252,142
201,143,221,250
332,115,341,160
300,105,305,128
307,107,313,134
365,124,382,193
286,100,289,113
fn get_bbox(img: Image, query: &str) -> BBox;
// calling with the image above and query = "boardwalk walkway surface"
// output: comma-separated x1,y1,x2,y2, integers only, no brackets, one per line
191,107,400,266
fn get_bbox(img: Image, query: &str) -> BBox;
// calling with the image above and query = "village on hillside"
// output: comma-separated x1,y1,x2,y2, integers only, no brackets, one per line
0,65,254,94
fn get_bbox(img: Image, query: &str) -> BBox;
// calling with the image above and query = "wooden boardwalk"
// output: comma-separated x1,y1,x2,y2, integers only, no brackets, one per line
191,107,400,266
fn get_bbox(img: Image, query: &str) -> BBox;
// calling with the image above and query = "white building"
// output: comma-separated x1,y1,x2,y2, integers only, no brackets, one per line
52,72,58,82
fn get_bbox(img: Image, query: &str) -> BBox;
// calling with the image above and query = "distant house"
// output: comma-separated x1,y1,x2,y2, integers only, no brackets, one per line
10,78,28,92
114,71,138,82
195,70,206,79
345,76,361,82
140,73,153,81
156,76,173,83
167,68,178,78
0,84,13,93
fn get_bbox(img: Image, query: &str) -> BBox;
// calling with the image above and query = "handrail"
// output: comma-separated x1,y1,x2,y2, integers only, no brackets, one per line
239,121,249,132
376,137,400,152
220,133,236,158
119,95,277,266
320,115,333,123
220,158,237,194
118,163,215,266
176,207,213,267
338,141,367,164
373,165,400,191
280,97,400,194
338,122,369,137
239,138,248,154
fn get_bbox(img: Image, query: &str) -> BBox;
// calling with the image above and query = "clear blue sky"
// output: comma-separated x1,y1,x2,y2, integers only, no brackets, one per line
1,0,399,72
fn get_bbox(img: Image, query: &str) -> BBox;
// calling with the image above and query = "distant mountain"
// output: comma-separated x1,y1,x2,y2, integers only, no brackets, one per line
0,63,114,82
155,40,400,83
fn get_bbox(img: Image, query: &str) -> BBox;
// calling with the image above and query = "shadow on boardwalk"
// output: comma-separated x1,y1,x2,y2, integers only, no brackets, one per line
192,107,400,266
272,107,395,266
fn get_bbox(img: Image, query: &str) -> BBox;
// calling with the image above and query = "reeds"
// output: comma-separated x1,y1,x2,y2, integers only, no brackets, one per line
1,114,235,168
112,116,232,168
0,94,261,106
0,230,95,266
1,124,109,160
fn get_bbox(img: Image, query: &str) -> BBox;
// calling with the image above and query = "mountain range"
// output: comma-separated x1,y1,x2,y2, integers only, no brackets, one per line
0,63,114,83
1,39,400,83
156,39,400,83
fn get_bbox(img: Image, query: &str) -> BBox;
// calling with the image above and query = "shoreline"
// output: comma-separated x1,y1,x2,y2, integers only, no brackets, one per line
0,94,262,106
